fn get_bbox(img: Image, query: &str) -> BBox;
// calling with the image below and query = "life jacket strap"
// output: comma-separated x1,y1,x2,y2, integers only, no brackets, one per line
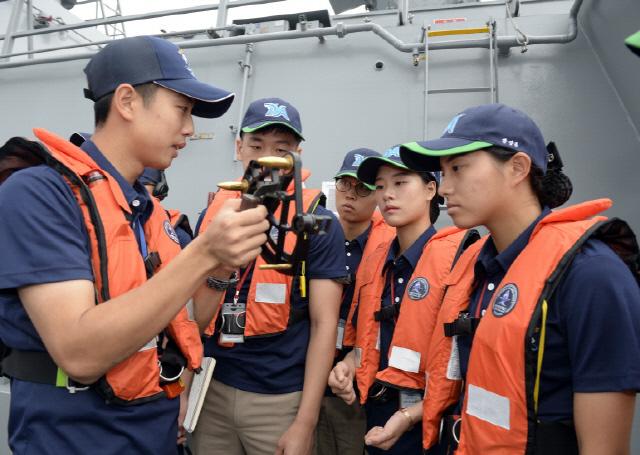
1,349,90,392
374,303,400,322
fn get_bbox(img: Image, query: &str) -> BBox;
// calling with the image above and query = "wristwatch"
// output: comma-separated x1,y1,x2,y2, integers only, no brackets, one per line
206,272,239,291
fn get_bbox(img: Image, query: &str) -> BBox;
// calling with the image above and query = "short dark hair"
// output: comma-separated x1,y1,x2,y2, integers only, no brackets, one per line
239,124,302,145
94,83,159,127
417,171,441,224
484,145,572,208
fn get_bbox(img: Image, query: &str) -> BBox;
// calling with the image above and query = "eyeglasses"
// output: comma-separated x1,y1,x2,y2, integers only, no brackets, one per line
335,178,373,197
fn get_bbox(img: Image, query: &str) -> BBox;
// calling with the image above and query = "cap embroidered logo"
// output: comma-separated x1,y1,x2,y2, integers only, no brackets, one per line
178,49,196,78
384,146,400,158
351,154,365,167
444,113,466,134
264,103,290,120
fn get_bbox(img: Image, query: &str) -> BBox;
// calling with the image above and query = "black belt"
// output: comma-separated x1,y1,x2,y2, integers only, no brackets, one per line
367,382,399,403
2,349,91,392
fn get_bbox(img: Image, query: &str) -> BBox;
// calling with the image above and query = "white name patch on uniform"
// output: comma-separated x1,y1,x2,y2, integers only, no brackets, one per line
255,283,286,304
466,384,510,430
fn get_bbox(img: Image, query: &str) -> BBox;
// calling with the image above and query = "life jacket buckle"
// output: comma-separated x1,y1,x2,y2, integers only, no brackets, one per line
443,312,480,337
159,363,185,383
65,376,90,394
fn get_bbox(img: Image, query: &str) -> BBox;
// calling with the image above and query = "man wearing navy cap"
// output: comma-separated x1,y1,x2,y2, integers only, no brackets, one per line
0,36,269,455
193,98,346,455
315,148,394,455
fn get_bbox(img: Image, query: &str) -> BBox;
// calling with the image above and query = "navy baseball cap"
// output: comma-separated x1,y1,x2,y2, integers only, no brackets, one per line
83,36,235,118
358,145,443,204
334,148,380,187
626,30,640,57
241,98,304,140
400,104,548,173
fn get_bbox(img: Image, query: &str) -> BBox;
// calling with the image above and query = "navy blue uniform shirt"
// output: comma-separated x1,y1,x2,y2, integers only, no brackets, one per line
457,208,640,421
0,139,179,454
200,205,346,394
340,224,371,321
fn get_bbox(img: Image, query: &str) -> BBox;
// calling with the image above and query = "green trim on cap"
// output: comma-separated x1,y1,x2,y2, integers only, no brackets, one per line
403,140,494,157
241,121,304,140
334,171,375,190
375,156,409,170
626,30,640,49
358,156,410,185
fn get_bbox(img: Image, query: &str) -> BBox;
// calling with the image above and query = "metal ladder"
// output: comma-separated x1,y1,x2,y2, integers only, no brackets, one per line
422,20,498,139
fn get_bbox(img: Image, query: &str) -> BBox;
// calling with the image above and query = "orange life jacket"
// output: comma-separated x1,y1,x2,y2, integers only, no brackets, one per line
198,171,325,339
422,199,638,452
351,226,474,404
341,211,395,349
33,128,203,404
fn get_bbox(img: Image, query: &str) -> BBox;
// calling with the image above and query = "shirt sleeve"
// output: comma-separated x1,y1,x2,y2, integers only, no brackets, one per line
0,166,93,289
306,206,347,280
558,238,640,393
194,208,207,237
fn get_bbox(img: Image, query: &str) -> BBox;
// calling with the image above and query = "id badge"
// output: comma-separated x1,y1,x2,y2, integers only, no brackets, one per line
399,390,422,408
335,318,346,350
219,301,246,344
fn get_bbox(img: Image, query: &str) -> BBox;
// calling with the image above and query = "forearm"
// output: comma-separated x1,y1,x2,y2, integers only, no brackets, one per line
23,240,217,382
402,400,423,423
295,319,337,426
192,283,223,333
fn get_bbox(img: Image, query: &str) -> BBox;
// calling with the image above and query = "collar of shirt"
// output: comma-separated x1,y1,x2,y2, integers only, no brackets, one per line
474,207,552,282
80,140,153,223
348,222,372,250
383,225,437,274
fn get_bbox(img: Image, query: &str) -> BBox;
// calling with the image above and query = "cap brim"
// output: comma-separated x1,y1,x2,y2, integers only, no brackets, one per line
154,79,235,119
625,31,640,57
242,121,304,141
400,138,492,171
356,156,408,186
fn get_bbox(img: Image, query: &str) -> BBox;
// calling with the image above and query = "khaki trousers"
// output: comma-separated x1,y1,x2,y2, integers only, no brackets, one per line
315,395,367,455
191,379,302,455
